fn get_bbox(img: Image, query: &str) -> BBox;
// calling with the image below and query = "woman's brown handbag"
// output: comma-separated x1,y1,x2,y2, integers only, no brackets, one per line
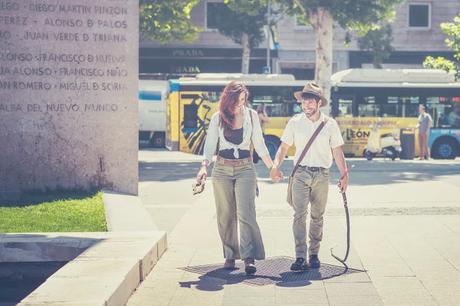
286,118,327,206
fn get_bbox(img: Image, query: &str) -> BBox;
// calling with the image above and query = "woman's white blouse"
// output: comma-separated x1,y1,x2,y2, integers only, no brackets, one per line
203,108,270,163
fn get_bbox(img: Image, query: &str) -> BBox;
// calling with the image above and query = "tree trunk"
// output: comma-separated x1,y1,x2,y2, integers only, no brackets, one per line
241,32,251,74
311,8,333,114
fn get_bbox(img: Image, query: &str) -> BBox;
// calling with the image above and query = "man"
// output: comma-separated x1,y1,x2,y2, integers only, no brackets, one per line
417,104,433,160
270,82,348,271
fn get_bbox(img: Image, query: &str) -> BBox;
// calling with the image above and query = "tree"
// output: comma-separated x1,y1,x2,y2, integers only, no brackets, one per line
139,0,200,43
274,0,402,111
211,0,269,73
423,14,460,80
358,24,394,68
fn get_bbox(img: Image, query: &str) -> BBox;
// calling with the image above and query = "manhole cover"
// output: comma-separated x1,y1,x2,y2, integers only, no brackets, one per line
179,256,363,286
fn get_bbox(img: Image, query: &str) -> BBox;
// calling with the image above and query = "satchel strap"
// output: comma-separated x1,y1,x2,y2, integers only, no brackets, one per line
290,117,328,177
249,110,254,157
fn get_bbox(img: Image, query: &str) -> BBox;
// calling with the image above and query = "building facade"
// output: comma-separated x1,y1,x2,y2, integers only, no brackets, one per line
140,0,459,78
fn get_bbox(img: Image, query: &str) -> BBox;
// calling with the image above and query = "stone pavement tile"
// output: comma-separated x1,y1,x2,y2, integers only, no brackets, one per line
221,296,276,306
324,282,380,297
136,278,183,291
275,288,328,305
223,284,276,297
381,295,438,305
370,279,438,305
434,296,460,306
437,216,460,236
371,277,433,300
327,295,383,306
409,267,460,283
169,284,225,306
321,272,371,283
365,263,415,277
127,287,174,306
423,281,460,297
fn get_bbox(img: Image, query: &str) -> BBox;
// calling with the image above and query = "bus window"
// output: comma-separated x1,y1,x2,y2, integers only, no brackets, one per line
382,96,419,117
449,102,460,128
400,96,419,117
293,103,302,114
251,90,297,117
183,104,198,129
357,95,380,117
264,103,291,117
431,97,460,128
338,97,353,117
382,96,399,117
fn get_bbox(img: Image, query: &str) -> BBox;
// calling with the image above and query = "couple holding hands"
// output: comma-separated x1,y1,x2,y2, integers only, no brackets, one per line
195,80,349,275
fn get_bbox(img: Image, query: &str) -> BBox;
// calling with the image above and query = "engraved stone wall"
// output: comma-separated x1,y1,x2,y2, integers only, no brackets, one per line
0,0,139,198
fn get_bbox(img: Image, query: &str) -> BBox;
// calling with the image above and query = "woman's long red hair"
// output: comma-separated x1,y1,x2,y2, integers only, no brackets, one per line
219,81,249,134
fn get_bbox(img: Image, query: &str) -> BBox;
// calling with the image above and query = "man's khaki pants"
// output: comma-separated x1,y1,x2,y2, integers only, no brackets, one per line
292,167,329,258
212,159,265,260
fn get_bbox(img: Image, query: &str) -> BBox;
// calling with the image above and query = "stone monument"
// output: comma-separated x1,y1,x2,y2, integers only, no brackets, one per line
0,0,139,199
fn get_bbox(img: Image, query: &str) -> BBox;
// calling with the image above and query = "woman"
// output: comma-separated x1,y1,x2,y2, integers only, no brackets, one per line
196,81,274,275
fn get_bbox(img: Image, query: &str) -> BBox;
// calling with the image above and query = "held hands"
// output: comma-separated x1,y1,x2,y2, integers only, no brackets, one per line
270,167,284,183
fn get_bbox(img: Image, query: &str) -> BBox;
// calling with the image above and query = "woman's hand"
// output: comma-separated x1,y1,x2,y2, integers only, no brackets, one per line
196,166,207,183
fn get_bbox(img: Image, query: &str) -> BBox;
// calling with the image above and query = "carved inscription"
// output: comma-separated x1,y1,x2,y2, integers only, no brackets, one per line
0,0,132,113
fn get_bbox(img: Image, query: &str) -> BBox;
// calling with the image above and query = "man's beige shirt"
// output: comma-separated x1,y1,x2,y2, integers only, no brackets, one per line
281,112,344,169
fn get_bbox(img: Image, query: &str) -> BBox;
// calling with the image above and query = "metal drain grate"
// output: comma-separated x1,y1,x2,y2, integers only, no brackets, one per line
180,256,363,286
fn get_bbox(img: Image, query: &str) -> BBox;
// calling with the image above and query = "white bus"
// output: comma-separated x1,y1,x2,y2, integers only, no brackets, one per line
138,79,168,147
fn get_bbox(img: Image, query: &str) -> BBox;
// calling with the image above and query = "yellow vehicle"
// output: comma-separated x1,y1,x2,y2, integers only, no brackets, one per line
331,69,460,158
166,73,307,158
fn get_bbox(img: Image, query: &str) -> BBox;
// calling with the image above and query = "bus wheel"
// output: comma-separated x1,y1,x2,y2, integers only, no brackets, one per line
432,138,458,159
264,135,280,160
150,132,166,148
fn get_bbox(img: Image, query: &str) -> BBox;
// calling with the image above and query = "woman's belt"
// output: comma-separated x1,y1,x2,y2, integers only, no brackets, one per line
216,156,252,166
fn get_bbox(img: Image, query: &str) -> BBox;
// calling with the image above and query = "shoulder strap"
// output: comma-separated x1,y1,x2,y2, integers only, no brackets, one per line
249,110,254,156
290,117,328,177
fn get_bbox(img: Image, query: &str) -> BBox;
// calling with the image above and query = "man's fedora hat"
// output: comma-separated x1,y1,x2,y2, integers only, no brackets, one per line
294,82,328,107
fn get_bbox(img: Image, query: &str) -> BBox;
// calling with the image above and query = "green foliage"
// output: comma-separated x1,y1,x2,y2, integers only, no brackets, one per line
358,24,394,68
140,0,201,43
423,56,456,72
213,1,267,48
423,14,460,78
0,191,107,233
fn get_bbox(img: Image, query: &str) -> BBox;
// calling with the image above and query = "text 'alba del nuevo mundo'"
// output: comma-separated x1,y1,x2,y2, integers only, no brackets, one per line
0,1,139,199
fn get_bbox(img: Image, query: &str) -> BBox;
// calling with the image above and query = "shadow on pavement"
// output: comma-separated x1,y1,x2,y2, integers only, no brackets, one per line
139,161,202,182
178,257,364,289
139,158,460,185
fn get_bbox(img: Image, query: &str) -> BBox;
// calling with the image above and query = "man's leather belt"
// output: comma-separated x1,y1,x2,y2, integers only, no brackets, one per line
299,165,325,171
216,156,252,166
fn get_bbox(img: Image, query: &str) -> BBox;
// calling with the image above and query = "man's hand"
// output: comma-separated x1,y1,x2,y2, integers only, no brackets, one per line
338,172,348,193
270,167,283,183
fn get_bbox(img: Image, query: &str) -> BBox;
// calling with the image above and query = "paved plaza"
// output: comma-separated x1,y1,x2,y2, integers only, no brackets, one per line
129,149,460,306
